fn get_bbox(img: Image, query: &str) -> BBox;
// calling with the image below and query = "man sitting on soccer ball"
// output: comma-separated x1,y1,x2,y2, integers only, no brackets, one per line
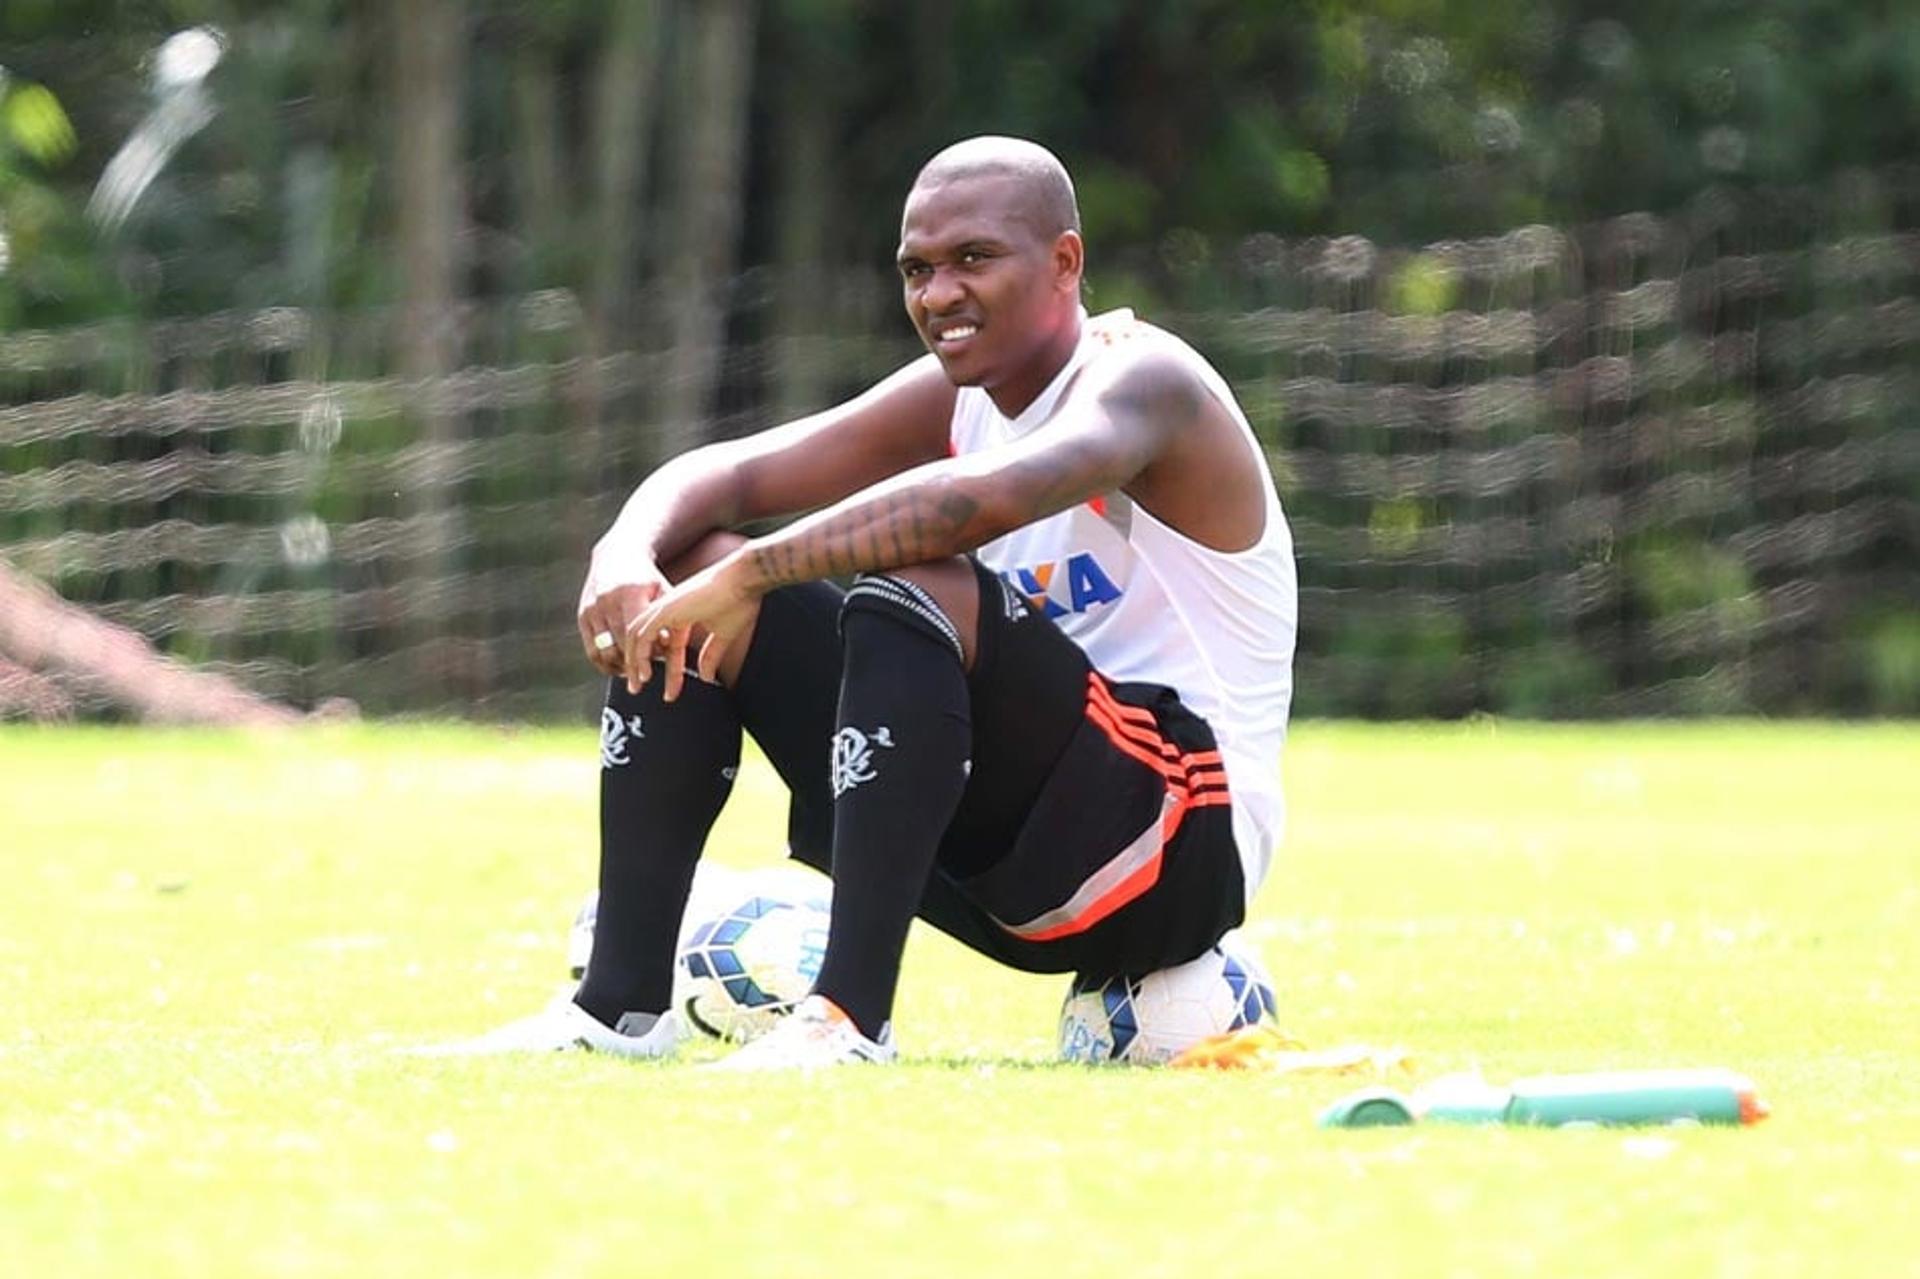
463,135,1296,1066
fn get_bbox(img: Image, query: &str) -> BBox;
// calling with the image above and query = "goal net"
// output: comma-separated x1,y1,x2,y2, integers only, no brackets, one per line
2,178,1916,719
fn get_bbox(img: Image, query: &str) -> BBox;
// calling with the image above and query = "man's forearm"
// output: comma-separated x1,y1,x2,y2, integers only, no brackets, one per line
604,445,747,567
731,420,1145,593
737,465,996,591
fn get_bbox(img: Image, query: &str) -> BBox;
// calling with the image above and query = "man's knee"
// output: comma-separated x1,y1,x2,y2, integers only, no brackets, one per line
843,558,980,669
661,530,747,585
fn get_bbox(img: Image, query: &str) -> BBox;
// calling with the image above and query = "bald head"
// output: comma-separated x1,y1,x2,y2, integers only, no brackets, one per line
907,136,1081,243
895,137,1086,410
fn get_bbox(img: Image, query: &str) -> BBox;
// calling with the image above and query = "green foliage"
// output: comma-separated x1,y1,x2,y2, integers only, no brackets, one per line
1072,160,1158,244
1492,641,1610,718
1862,612,1920,715
1628,541,1757,624
4,1,1916,300
1364,497,1434,559
1320,607,1474,718
0,72,128,329
1386,252,1458,315
1,81,77,166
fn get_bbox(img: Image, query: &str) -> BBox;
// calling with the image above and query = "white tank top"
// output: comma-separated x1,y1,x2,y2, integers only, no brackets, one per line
949,310,1298,901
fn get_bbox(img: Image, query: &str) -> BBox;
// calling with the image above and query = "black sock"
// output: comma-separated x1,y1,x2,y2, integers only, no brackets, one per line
727,583,847,873
811,585,972,1039
574,673,740,1027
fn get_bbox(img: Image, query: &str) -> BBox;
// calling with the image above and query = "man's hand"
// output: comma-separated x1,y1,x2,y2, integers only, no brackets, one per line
576,533,671,677
622,555,762,701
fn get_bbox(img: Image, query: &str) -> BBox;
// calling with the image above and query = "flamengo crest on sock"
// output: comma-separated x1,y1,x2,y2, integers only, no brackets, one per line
575,673,740,1026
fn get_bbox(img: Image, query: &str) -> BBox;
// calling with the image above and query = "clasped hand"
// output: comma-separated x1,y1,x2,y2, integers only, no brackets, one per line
624,558,760,700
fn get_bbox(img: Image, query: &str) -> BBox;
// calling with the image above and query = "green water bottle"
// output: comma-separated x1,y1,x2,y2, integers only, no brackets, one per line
1320,1068,1769,1129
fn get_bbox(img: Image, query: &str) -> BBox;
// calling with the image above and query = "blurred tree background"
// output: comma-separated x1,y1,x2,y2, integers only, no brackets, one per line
1,0,1916,718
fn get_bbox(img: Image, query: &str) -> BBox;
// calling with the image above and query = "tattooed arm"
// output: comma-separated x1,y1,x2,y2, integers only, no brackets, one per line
577,354,954,674
622,349,1212,692
741,349,1207,587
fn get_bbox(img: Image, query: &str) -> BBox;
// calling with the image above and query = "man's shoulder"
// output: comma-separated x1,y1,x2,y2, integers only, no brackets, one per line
1084,307,1177,354
1066,310,1270,530
1068,311,1217,408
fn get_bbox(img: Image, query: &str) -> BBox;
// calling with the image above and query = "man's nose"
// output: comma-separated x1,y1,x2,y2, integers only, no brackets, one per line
922,266,966,312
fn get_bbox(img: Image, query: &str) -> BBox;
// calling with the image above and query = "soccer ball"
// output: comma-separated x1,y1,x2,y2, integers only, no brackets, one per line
566,861,818,980
676,887,833,1041
565,864,833,1041
1058,935,1277,1065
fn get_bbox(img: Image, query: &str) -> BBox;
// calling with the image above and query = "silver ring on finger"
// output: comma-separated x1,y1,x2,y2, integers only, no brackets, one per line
593,631,616,651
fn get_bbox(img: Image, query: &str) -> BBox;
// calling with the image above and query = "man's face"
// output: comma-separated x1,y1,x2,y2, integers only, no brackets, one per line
896,173,1078,393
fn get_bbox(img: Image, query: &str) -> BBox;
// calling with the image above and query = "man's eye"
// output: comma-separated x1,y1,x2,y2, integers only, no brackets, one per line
902,263,931,280
960,251,987,265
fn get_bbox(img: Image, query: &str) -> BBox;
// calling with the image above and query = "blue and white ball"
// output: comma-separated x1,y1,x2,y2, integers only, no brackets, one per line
1059,935,1277,1065
566,863,821,979
566,863,833,1042
676,889,832,1042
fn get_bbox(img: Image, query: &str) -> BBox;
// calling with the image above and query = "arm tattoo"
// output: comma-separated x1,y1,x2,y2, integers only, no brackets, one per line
741,354,1193,593
884,494,907,565
747,482,982,588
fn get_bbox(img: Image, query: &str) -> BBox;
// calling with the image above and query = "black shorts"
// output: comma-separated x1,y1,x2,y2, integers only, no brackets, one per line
730,558,1246,979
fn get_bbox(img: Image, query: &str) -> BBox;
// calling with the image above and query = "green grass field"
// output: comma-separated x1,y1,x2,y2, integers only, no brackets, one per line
4,722,1918,1277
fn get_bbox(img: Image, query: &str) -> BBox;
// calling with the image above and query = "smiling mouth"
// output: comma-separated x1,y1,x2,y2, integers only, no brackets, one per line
933,323,980,346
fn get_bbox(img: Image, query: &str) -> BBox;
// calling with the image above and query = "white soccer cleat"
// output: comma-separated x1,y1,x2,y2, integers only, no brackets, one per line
407,995,682,1060
710,994,896,1071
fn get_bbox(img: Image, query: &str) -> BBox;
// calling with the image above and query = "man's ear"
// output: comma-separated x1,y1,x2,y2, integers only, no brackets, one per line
1052,230,1085,295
